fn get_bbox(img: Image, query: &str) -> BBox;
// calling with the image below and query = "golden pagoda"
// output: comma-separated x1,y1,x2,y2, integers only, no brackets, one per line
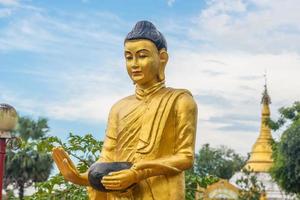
244,84,273,172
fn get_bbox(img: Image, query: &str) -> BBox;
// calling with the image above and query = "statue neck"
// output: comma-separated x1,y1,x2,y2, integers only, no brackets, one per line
135,81,165,100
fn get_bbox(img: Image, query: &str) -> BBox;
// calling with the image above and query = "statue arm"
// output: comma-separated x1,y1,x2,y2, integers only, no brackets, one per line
132,93,198,180
52,104,120,200
52,147,90,186
86,105,120,199
97,105,118,162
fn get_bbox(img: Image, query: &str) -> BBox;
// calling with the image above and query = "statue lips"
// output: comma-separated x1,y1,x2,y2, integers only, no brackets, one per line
88,162,133,192
132,71,142,76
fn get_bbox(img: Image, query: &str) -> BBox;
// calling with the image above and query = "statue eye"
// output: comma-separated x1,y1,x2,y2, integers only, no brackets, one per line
125,55,133,60
139,54,147,58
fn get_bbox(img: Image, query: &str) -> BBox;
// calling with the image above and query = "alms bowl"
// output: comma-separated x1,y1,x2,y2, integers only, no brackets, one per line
88,162,133,192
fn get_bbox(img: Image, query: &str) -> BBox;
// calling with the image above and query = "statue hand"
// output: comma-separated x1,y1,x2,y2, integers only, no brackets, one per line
101,169,137,190
52,147,89,186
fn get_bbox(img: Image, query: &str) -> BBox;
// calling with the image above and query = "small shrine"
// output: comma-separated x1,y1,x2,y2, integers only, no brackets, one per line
195,179,239,200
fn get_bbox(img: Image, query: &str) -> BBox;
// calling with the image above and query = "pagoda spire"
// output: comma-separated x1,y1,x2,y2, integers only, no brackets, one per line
244,80,273,172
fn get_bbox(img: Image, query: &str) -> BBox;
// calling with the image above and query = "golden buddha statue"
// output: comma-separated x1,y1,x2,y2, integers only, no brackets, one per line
52,20,198,200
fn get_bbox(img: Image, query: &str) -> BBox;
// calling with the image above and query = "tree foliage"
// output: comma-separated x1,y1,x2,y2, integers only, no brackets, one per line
185,169,219,200
185,144,245,200
236,169,265,200
195,144,246,179
269,101,300,195
4,117,53,200
27,133,103,200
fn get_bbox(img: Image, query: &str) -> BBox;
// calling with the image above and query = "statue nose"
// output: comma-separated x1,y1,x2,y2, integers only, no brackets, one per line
131,64,139,69
131,58,139,69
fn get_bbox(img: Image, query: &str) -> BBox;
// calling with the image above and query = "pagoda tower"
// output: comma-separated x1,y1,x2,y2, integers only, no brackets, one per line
244,84,273,172
230,83,294,199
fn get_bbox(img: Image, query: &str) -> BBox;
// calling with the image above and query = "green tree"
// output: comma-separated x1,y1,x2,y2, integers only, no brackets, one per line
27,133,103,200
4,116,53,200
185,144,246,200
236,169,265,200
269,101,300,195
185,168,218,200
195,144,246,179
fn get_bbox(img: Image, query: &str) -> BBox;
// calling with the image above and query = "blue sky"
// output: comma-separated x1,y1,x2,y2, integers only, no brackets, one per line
1,0,300,155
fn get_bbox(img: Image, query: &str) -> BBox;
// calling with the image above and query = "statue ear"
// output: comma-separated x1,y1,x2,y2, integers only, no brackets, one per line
158,49,168,81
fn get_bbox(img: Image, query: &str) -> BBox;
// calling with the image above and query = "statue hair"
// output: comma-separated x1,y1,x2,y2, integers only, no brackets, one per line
125,20,167,51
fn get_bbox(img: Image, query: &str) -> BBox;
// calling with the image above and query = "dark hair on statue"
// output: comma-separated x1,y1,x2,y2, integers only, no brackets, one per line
125,20,167,51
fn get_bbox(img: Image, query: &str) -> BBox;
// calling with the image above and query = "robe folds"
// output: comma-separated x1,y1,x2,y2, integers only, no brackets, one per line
88,85,198,200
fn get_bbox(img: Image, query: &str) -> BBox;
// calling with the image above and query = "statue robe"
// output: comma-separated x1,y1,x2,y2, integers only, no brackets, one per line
88,83,198,200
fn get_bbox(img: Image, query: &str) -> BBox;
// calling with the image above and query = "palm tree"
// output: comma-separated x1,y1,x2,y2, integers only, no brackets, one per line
4,116,53,200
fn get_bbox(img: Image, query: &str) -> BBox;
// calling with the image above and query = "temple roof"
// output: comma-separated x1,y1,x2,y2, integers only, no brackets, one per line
244,84,273,172
261,84,271,105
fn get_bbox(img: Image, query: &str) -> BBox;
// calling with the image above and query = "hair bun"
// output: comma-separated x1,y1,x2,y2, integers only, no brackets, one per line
125,20,167,51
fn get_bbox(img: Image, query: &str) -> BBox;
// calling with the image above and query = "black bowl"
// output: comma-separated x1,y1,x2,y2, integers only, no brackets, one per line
88,162,133,192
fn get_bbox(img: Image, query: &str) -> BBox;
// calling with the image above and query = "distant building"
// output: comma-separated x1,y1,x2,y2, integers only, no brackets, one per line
195,84,294,200
196,179,239,200
230,84,293,200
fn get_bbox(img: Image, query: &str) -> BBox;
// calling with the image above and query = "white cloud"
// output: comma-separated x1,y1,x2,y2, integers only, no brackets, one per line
159,0,300,153
0,6,126,53
0,0,18,6
166,50,300,154
189,0,300,54
0,8,13,17
0,67,131,123
167,0,175,7
0,7,130,122
41,67,132,122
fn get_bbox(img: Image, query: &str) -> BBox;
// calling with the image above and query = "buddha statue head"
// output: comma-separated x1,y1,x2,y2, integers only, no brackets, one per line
124,21,169,89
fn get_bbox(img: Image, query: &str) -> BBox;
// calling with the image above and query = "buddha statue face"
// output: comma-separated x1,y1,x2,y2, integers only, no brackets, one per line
124,39,168,89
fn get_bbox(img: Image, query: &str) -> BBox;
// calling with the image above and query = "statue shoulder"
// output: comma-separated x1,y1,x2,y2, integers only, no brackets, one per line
168,88,198,113
109,94,136,114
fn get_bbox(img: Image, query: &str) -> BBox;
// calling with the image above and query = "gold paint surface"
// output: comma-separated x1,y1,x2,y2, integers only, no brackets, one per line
244,86,273,172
